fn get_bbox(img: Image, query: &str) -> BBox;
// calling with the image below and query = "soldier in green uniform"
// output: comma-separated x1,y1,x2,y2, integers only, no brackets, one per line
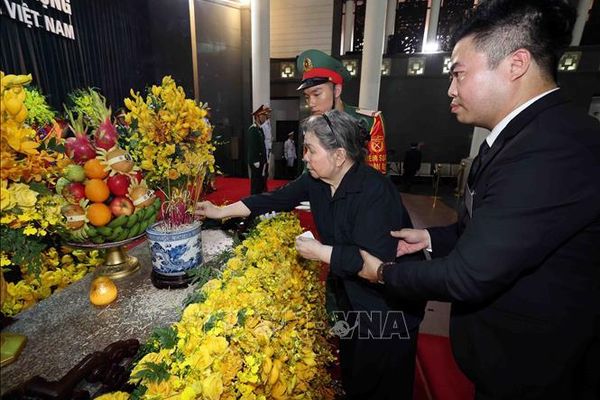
296,49,388,173
247,105,270,194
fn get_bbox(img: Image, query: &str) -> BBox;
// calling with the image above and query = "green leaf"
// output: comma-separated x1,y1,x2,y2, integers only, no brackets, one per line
0,226,47,276
131,361,170,383
237,308,248,327
153,326,178,349
29,182,52,195
130,385,147,400
203,311,224,332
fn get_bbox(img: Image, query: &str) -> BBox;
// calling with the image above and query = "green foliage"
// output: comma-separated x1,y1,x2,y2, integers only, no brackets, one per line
133,325,178,365
23,87,56,126
131,361,170,383
237,308,248,327
153,326,178,349
67,88,97,125
203,311,225,332
183,248,232,307
129,385,147,400
0,225,48,276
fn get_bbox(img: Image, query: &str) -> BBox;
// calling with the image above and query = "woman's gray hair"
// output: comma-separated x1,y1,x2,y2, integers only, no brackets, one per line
300,110,367,163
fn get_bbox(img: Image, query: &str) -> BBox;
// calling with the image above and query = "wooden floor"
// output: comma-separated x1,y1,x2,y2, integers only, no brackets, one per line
400,193,458,337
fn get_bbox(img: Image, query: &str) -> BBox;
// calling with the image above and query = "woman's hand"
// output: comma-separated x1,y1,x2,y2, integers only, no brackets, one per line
295,237,329,262
195,201,222,219
392,229,431,256
195,201,251,220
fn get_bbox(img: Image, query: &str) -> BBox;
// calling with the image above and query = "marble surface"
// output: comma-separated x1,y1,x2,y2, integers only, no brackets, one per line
1,229,234,394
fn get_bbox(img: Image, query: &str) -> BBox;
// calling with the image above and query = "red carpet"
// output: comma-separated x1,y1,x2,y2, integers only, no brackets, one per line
204,177,475,400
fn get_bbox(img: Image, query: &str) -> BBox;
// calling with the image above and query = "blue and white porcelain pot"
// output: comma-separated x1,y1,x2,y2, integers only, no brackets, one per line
146,221,203,288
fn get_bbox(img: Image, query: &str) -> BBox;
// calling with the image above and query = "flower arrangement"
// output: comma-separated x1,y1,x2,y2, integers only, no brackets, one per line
113,213,335,399
0,72,102,315
123,76,215,231
23,86,57,129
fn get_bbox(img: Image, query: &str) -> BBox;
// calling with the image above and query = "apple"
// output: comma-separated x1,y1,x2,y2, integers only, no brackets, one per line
64,164,86,182
62,182,86,204
107,174,131,196
110,196,134,216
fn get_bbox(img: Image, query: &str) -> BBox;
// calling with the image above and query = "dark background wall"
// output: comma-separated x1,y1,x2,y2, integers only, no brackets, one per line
2,0,598,173
0,0,154,110
1,0,250,177
272,46,600,165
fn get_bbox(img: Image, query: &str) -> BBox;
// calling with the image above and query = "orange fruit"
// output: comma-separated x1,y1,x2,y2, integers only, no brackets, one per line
87,202,112,226
85,178,110,202
84,158,108,179
89,276,118,306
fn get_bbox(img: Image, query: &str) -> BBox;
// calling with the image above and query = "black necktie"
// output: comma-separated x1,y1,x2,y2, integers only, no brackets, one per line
468,140,491,186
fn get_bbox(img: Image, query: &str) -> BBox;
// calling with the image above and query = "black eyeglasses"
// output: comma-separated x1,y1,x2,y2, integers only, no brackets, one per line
321,112,340,147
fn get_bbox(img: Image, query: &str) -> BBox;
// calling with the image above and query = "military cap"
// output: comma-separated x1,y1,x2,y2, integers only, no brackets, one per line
296,49,352,91
251,104,272,116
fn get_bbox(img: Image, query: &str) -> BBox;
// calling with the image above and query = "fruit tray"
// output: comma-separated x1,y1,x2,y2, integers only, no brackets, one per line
64,198,161,245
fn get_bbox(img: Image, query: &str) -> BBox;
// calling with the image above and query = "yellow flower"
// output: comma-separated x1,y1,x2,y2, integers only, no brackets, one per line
8,183,38,208
0,252,12,266
201,372,224,400
146,380,173,398
0,179,14,210
94,391,129,400
23,225,38,235
180,386,197,400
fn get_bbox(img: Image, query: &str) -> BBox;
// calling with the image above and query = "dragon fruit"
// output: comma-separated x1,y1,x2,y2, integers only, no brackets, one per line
87,89,118,150
64,109,96,164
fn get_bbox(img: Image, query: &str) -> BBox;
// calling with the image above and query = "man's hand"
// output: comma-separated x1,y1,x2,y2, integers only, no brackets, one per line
253,162,260,168
358,249,383,283
392,229,431,256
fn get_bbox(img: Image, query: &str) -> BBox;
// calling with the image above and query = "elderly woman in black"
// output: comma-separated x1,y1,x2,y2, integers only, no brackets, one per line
196,110,424,399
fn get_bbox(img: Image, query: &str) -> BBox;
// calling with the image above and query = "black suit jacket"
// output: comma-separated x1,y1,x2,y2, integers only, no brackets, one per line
383,90,600,398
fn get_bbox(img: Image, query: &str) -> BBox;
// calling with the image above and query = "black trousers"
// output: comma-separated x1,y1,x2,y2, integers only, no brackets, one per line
249,164,266,195
339,323,419,400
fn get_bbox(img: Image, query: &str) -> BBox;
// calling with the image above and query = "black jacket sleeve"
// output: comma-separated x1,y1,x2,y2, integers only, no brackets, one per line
241,173,309,218
383,127,600,303
330,179,409,278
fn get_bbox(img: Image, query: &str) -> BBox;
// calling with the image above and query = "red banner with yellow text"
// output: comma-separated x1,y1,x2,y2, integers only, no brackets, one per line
366,114,387,174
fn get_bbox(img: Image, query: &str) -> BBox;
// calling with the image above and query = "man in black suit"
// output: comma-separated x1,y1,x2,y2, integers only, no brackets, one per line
358,1,600,399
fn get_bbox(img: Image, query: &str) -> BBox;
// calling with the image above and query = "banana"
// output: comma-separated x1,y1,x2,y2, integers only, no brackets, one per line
134,207,146,221
115,228,129,242
141,219,153,232
128,222,142,238
125,213,139,228
145,209,157,224
91,236,105,244
108,226,124,241
107,215,128,229
86,225,98,238
98,226,113,237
